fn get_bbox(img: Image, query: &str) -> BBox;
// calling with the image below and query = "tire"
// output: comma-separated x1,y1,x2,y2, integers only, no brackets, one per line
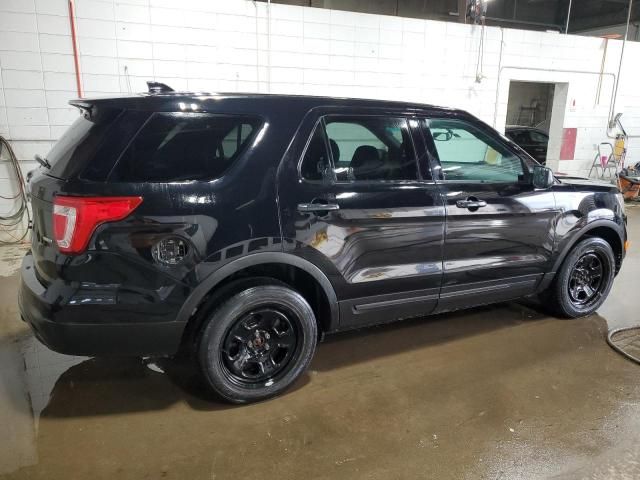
178,277,287,357
546,237,616,318
197,284,317,403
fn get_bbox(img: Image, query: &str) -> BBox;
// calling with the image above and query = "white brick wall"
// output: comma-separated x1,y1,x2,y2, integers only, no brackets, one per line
0,0,639,217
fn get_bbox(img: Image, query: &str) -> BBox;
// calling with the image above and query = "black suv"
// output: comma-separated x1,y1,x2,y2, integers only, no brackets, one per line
505,126,549,164
19,85,627,403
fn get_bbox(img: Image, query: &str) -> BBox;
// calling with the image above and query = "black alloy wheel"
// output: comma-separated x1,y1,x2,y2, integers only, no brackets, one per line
198,284,317,403
221,308,298,386
545,237,615,318
567,252,604,308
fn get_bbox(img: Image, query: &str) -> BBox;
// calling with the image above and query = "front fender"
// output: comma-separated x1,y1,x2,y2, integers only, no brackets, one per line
551,218,625,274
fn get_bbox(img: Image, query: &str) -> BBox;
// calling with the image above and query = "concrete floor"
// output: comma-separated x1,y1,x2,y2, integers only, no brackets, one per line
2,210,640,480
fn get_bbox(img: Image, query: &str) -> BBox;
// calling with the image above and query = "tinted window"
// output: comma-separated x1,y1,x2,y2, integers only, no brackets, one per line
46,108,121,179
429,118,524,183
324,117,418,181
300,123,332,182
113,113,260,182
529,130,548,143
221,123,253,155
508,131,529,144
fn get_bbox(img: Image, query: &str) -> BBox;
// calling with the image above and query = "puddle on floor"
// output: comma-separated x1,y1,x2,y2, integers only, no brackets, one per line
0,244,29,278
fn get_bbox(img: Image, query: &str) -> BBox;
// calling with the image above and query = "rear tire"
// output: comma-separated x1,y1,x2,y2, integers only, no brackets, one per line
197,284,317,403
545,237,615,318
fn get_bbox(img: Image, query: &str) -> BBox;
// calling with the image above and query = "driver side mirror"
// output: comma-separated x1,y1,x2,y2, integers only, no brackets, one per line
532,165,554,189
432,131,453,142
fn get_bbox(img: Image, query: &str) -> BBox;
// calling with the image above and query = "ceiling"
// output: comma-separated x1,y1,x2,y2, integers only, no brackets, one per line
265,0,639,36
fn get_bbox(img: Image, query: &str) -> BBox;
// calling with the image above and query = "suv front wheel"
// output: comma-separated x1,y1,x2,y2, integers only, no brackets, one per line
546,237,616,318
198,284,317,403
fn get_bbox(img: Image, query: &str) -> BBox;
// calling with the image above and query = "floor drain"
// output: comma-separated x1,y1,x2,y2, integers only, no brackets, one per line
607,326,640,364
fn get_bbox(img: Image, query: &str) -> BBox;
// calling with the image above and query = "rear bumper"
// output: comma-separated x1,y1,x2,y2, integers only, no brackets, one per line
19,252,186,356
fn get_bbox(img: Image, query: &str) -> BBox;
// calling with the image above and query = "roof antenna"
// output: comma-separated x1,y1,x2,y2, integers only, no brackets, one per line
147,81,174,94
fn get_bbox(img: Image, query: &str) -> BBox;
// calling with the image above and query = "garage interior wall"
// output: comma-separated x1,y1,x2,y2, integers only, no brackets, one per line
1,0,640,212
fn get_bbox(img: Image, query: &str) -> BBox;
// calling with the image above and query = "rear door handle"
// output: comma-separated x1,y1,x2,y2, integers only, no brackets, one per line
297,203,340,213
456,199,487,209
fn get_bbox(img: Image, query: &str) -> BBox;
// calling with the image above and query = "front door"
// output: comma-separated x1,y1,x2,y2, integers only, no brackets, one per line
421,115,557,313
278,110,445,329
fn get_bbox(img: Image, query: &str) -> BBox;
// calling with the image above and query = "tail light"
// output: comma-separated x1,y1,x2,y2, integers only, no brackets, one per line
53,196,143,254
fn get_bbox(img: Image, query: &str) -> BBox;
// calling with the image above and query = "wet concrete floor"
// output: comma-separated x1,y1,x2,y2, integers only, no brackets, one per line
2,209,640,480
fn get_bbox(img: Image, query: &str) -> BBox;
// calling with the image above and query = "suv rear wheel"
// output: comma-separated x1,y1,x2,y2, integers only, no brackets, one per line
198,284,317,403
546,237,616,318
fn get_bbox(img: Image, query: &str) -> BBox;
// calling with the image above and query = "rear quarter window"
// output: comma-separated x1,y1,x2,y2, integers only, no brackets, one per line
110,113,261,182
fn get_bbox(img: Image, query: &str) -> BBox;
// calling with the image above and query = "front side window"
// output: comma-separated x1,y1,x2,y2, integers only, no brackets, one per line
112,113,260,182
529,130,549,143
428,118,524,183
509,131,529,144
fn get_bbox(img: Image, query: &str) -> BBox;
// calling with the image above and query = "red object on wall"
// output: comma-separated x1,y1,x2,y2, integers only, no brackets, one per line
68,0,83,98
560,128,577,160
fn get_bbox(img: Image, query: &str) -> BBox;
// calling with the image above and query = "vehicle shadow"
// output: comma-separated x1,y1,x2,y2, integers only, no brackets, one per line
311,300,548,373
11,299,558,418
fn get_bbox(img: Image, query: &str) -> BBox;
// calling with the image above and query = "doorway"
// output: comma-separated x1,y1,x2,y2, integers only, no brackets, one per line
504,81,555,165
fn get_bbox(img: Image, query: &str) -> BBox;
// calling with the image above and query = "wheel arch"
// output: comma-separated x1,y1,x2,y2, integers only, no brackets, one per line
177,252,340,348
552,219,624,274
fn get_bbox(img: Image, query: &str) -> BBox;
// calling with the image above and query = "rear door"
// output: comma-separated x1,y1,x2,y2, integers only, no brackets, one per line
278,108,445,330
422,114,557,313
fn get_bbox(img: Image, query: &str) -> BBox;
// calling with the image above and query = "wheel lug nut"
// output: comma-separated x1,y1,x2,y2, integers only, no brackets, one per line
265,333,270,339
265,344,270,350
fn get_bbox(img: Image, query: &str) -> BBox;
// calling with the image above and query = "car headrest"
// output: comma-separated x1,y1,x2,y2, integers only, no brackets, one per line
301,134,328,180
329,138,340,162
351,145,382,180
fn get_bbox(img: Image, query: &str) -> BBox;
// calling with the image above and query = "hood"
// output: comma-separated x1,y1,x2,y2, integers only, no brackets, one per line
555,174,619,192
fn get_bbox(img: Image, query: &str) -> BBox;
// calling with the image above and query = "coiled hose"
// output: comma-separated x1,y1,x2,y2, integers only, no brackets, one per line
0,136,31,244
607,326,640,365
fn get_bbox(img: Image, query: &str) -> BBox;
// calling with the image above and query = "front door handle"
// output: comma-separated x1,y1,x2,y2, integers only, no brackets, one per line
456,198,487,210
297,203,340,213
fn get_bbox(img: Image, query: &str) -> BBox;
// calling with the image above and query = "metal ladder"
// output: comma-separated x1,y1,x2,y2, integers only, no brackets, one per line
588,143,619,179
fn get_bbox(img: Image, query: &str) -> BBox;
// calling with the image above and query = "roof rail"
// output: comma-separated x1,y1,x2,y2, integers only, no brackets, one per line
147,81,174,94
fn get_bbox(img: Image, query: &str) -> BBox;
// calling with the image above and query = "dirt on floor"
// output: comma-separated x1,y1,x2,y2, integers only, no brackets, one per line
1,210,640,480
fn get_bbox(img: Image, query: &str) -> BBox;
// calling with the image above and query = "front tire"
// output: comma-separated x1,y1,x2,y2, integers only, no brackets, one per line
546,237,616,318
198,284,317,403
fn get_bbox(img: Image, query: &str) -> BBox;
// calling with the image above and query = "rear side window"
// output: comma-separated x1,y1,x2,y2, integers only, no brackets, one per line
300,124,333,182
300,116,419,182
326,117,418,182
112,113,261,182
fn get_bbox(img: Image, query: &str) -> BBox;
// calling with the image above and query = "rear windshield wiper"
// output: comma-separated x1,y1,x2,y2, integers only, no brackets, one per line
35,154,51,169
